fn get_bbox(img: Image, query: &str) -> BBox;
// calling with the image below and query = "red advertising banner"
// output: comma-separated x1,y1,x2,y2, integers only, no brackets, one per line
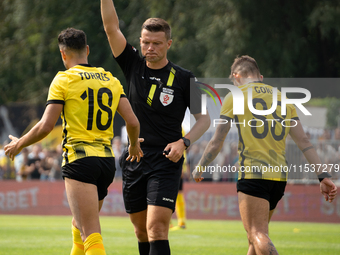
0,181,339,223
182,183,340,223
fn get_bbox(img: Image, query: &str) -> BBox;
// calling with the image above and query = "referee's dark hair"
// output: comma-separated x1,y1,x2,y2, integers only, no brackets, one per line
142,18,171,40
58,28,87,53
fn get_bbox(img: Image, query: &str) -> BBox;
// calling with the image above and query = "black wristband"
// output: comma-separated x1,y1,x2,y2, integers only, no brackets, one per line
318,172,332,182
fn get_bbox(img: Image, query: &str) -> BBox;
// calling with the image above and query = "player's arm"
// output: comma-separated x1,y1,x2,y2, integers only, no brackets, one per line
290,120,327,174
289,120,337,202
192,121,231,182
164,112,210,163
186,112,211,144
117,97,143,162
101,0,127,57
4,104,63,160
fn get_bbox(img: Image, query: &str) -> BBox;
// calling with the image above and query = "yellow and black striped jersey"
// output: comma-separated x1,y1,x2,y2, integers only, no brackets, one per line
220,82,299,181
47,64,125,166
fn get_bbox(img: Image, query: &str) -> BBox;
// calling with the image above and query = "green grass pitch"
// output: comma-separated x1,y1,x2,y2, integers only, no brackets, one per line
0,215,339,254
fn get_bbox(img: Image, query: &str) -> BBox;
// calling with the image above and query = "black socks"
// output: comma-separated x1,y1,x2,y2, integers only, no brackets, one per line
149,240,170,255
138,242,150,255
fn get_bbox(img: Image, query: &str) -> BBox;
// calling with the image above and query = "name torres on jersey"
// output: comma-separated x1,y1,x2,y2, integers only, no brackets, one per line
78,72,110,81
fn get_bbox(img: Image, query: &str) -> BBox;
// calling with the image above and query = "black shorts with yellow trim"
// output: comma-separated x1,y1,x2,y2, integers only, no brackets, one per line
237,179,286,210
62,156,116,201
120,147,183,214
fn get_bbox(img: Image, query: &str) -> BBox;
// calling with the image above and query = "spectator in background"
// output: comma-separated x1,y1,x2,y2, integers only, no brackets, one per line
39,148,54,181
112,136,124,178
318,128,331,142
186,143,202,174
120,125,128,146
0,141,15,179
24,144,44,180
335,128,340,140
221,142,239,182
13,147,29,181
28,143,45,160
0,143,6,179
48,145,63,181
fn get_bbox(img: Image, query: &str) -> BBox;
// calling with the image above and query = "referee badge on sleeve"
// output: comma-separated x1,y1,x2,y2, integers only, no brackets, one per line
160,88,174,106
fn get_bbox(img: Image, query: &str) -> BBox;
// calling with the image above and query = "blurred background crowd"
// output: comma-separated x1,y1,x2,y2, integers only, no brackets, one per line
1,126,340,184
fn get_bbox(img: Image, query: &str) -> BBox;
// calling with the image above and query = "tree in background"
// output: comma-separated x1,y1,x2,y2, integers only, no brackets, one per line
1,0,340,106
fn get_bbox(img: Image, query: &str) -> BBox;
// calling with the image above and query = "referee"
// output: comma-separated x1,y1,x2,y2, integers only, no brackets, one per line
5,28,142,255
101,1,210,254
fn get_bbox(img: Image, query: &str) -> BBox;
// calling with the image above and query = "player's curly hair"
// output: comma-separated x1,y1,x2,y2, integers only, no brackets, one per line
229,55,261,81
142,18,171,40
58,28,87,52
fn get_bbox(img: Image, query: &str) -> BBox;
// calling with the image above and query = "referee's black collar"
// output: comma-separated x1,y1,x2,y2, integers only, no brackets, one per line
78,63,93,67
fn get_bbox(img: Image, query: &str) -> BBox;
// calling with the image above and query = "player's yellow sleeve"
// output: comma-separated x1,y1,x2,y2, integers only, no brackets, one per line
288,103,299,119
47,72,68,103
220,92,234,119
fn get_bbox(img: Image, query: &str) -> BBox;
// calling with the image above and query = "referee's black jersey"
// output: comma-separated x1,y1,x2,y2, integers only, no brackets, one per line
115,42,201,148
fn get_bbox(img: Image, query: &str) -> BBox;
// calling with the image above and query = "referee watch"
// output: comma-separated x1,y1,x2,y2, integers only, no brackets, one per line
181,137,190,149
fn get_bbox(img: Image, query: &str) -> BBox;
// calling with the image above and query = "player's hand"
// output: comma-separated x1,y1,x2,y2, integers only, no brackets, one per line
4,135,21,161
126,138,144,162
192,165,204,183
163,139,186,163
320,178,337,203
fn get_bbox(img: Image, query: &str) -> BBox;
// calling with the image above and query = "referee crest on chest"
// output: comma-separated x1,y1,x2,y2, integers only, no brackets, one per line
160,87,174,106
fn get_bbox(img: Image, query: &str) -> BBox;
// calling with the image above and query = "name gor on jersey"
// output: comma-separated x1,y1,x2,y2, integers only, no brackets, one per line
78,72,110,81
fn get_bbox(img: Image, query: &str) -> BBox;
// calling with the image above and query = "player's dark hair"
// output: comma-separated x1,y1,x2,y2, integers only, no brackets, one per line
142,18,171,40
58,28,87,53
229,55,261,81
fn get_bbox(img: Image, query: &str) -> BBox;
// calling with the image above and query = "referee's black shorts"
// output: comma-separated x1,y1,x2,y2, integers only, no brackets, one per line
62,156,116,201
237,179,287,210
120,147,183,214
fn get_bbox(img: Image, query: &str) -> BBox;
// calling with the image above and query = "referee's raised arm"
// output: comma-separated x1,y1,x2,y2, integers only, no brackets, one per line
101,0,126,57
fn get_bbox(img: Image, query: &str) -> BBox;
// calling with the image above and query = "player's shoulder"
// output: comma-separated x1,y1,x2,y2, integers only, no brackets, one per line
255,82,277,91
51,71,69,84
240,81,273,88
169,61,194,78
117,42,142,61
98,67,121,83
55,70,68,77
128,43,139,54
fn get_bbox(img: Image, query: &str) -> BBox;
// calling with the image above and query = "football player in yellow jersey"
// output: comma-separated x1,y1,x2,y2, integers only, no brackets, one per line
192,56,337,255
5,28,143,255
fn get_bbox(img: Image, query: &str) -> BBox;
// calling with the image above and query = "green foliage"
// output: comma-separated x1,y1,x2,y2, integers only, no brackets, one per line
1,0,340,104
307,98,331,107
0,0,121,105
325,98,340,128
